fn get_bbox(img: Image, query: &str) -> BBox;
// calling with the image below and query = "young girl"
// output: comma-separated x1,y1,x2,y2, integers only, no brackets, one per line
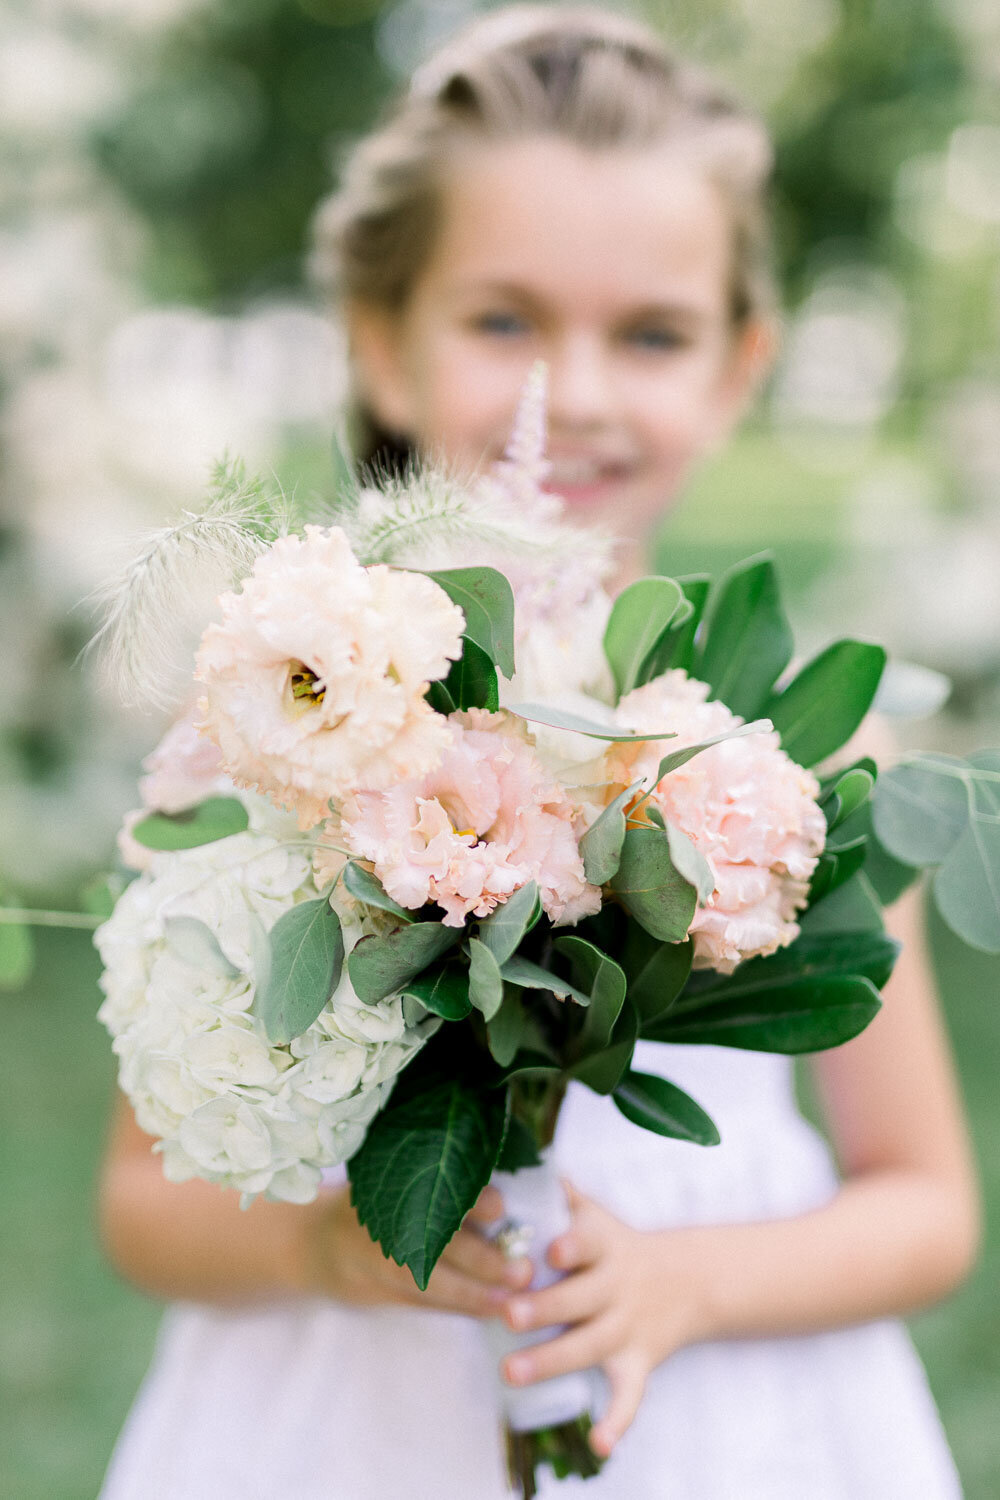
98,8,980,1497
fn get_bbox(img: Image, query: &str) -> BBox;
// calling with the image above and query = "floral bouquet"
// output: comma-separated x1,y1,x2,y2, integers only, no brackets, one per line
81,373,1000,1496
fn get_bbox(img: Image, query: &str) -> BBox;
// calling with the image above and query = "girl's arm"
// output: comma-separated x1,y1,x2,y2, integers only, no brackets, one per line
501,887,981,1456
99,1096,526,1311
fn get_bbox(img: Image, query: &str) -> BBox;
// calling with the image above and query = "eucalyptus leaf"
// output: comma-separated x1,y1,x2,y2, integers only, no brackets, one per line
609,827,697,942
403,964,472,1020
603,575,685,699
487,989,529,1067
613,1070,720,1145
554,935,627,1054
343,861,414,922
579,783,641,885
766,641,886,768
695,555,794,719
253,897,344,1044
427,567,516,678
933,795,1000,954
477,881,539,965
132,796,250,851
639,720,772,789
500,954,591,1007
507,703,677,742
571,998,637,1093
664,822,715,903
163,916,240,978
872,755,969,867
444,636,500,711
348,923,459,1004
467,938,504,1020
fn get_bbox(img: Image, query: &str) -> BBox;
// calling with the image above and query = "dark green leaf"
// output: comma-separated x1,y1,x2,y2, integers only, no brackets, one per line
554,935,627,1054
507,702,677,742
613,1070,720,1145
403,964,472,1020
425,678,456,715
496,1112,542,1171
132,796,249,851
343,862,414,922
500,954,591,1006
348,924,459,1004
253,898,344,1044
571,998,637,1093
487,989,529,1067
645,975,882,1053
603,575,685,699
579,783,641,885
478,882,539,965
621,931,693,1027
695,555,793,719
799,871,884,936
873,755,969,867
467,938,504,1020
807,836,868,906
348,1071,508,1288
674,928,900,1005
824,767,875,829
766,641,887,768
427,567,516,678
444,636,500,711
609,827,697,942
638,575,710,679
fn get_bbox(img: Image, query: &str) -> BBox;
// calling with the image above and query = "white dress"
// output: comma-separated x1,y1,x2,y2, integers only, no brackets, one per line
100,1042,962,1499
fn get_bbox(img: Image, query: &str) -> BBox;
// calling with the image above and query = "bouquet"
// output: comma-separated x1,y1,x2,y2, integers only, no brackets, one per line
83,373,1000,1496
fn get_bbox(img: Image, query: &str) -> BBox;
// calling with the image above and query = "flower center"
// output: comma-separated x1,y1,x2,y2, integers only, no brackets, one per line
285,660,325,717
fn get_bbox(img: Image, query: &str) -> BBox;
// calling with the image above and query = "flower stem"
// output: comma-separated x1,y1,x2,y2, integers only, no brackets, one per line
0,909,101,929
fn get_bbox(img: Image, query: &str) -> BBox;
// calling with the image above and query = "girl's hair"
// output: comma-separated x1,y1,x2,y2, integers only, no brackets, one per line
311,3,775,466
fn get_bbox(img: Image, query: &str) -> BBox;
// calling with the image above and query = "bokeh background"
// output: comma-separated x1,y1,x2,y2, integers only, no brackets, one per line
2,0,999,1494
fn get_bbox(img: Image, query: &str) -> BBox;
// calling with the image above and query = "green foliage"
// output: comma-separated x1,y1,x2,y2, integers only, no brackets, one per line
252,896,343,1044
347,923,458,1004
873,755,969,866
579,783,640,885
495,1114,543,1171
347,1043,508,1290
553,936,627,1055
933,753,1000,954
466,938,504,1020
602,575,686,699
619,930,693,1028
508,703,677,742
342,861,413,922
646,974,882,1054
613,1070,720,1146
427,567,516,679
663,821,716,903
799,871,885,935
442,637,500,711
637,575,710,678
402,964,472,1021
572,999,638,1095
499,954,591,1007
694,554,794,719
609,827,697,942
131,796,250,850
477,881,539,965
766,642,886,768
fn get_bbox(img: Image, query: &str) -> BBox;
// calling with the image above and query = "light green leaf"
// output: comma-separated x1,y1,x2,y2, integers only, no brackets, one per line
507,703,677,743
613,1070,720,1145
933,790,1000,954
500,953,591,1006
645,575,710,678
664,822,715,903
873,755,969,867
695,555,793,719
609,827,697,942
487,990,529,1067
603,575,685,700
643,721,773,786
467,938,504,1020
766,641,887,768
0,916,34,990
131,796,250,851
579,783,642,885
343,861,414,922
163,916,240,977
477,881,539,965
348,923,459,1004
427,567,516,678
403,964,472,1020
253,897,344,1044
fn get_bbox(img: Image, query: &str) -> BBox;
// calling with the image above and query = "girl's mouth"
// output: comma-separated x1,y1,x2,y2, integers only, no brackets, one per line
542,455,634,506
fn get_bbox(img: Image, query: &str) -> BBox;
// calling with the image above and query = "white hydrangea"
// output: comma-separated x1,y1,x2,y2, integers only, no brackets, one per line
96,807,432,1203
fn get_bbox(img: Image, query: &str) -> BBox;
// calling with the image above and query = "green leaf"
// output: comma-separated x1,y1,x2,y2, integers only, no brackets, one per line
403,964,472,1020
674,928,900,1006
253,898,344,1044
507,703,677,742
487,989,529,1067
645,975,882,1053
639,720,772,787
807,835,868,906
80,873,125,920
425,678,456,715
664,822,715,903
933,763,1000,953
0,915,34,990
603,575,685,700
766,642,887,768
609,827,697,942
500,954,591,1006
872,755,969,867
467,938,504,1020
620,931,693,1027
496,1112,543,1171
347,1069,508,1289
554,935,627,1054
571,998,637,1093
613,1070,720,1145
444,636,500,711
131,796,250,851
695,555,793,719
638,575,710,680
348,924,459,1004
824,767,875,830
579,784,641,885
799,871,884,936
342,862,414,922
477,881,539,965
427,567,516,678
163,916,240,977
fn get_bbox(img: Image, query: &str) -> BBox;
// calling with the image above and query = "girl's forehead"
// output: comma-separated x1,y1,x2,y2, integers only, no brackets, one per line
425,136,732,314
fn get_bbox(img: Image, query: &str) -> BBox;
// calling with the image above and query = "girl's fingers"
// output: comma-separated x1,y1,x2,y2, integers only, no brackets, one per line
442,1226,531,1289
422,1261,508,1318
505,1269,606,1332
589,1353,648,1457
548,1202,607,1273
467,1185,505,1225
503,1314,617,1386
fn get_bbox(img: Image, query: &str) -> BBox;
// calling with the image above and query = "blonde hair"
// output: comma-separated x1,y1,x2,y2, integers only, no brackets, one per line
312,4,775,460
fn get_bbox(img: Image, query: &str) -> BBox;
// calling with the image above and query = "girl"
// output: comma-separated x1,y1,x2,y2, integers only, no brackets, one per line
98,8,979,1497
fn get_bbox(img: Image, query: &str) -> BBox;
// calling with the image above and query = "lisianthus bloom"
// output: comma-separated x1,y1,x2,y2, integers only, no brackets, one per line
195,526,464,828
332,709,600,927
607,671,826,973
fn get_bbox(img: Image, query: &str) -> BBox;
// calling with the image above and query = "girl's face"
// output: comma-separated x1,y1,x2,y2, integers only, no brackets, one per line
351,136,767,541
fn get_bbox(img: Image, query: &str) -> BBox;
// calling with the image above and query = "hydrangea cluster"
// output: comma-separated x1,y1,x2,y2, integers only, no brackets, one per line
96,809,432,1203
608,670,827,973
195,526,465,828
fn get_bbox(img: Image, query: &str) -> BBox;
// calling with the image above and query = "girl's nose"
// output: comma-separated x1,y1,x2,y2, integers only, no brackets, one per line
547,334,617,430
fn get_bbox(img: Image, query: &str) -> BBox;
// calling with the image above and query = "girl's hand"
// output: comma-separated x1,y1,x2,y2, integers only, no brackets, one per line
296,1183,532,1316
500,1184,715,1458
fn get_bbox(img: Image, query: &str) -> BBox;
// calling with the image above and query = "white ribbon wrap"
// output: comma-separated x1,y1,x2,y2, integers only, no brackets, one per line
485,1154,601,1433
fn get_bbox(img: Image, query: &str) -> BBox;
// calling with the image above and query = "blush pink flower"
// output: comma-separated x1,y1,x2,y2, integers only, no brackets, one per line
607,670,826,973
195,527,464,828
117,712,233,872
336,709,600,927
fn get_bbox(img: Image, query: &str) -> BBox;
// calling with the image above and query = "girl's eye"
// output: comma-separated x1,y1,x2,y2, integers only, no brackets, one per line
471,311,531,338
624,325,687,352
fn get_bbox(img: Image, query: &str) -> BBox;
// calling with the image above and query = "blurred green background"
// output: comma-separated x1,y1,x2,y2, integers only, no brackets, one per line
2,0,999,1494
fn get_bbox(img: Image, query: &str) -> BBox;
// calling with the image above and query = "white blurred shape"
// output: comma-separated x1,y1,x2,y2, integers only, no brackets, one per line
946,125,1000,223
